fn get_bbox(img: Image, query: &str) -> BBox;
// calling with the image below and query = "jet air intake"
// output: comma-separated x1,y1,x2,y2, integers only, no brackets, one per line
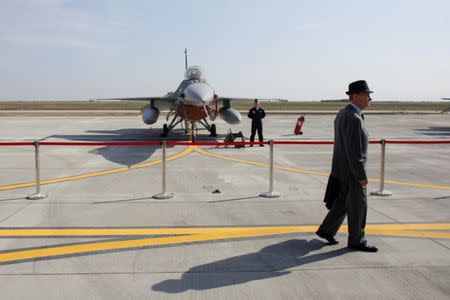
141,105,160,124
219,107,241,124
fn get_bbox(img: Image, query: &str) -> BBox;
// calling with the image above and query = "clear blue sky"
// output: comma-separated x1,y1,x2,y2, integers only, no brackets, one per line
1,0,449,101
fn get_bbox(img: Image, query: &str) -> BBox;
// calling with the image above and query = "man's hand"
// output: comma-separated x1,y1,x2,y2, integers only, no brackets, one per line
359,179,368,186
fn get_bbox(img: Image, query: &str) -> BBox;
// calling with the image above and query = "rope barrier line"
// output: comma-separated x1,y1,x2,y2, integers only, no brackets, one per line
39,141,161,146
166,141,266,146
385,140,450,144
0,146,194,191
273,141,334,145
0,140,449,192
1,144,449,191
274,140,383,145
0,142,34,146
1,139,449,147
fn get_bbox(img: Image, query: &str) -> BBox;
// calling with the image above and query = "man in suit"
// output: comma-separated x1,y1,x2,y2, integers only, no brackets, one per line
248,99,266,147
316,80,378,252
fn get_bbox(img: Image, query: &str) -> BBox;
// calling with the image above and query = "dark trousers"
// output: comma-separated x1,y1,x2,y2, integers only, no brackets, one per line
318,181,367,246
250,124,263,143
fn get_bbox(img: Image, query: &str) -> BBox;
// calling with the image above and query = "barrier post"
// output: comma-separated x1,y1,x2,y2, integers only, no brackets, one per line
370,139,392,196
260,140,281,198
27,141,48,200
153,140,173,199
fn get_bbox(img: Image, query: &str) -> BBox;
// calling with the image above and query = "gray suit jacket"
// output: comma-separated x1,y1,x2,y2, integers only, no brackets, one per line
330,104,368,184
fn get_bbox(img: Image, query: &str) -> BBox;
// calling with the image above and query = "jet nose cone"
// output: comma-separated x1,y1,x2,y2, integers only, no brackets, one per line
183,83,214,106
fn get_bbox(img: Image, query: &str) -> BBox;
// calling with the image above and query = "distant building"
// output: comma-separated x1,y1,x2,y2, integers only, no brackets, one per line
320,99,348,103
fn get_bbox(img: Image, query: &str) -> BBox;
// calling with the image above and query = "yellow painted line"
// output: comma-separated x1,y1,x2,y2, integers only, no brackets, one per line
0,226,319,237
364,229,450,239
382,179,450,191
0,146,195,191
194,146,271,168
336,225,450,239
357,223,450,230
0,223,448,264
194,147,450,190
0,224,447,237
0,231,271,264
0,227,311,264
194,146,329,176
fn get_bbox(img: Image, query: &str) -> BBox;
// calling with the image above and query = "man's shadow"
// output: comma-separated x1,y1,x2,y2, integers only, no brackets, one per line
152,239,349,293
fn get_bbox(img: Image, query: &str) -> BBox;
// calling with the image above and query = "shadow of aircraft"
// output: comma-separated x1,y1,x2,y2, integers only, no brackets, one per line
48,128,242,166
88,144,158,166
152,239,348,293
49,129,162,166
415,126,450,137
49,128,172,166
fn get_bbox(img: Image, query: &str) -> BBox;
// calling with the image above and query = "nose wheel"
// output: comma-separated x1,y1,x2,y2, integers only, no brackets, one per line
187,122,198,142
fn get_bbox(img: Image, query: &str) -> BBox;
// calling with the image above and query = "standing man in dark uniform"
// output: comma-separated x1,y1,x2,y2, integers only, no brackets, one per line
316,80,378,252
248,99,266,147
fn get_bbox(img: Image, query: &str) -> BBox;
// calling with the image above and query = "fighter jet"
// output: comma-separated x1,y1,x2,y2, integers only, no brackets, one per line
93,49,272,140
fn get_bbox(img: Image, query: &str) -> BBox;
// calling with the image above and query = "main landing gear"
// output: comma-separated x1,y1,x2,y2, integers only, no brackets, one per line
161,115,217,140
198,119,217,137
160,113,182,138
161,124,169,137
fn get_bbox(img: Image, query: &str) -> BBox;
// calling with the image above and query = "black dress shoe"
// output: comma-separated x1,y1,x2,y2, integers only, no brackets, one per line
348,242,378,252
316,230,339,245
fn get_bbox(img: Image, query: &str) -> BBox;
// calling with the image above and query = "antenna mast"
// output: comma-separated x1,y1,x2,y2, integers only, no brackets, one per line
184,48,188,70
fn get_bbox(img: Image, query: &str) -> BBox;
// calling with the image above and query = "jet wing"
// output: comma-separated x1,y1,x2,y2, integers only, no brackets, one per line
91,97,177,101
91,96,178,111
217,97,254,102
217,97,287,107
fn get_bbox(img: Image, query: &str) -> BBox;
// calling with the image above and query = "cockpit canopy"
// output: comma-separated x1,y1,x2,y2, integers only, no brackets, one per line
184,66,205,81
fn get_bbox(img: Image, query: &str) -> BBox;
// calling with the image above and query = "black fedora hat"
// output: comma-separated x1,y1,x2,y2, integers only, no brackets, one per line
346,80,373,95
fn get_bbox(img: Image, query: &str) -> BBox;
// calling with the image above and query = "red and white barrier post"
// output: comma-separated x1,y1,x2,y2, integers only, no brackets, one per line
370,139,392,196
27,141,48,200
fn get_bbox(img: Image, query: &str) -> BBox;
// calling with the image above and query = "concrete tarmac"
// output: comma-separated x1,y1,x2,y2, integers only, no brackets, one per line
0,113,449,299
